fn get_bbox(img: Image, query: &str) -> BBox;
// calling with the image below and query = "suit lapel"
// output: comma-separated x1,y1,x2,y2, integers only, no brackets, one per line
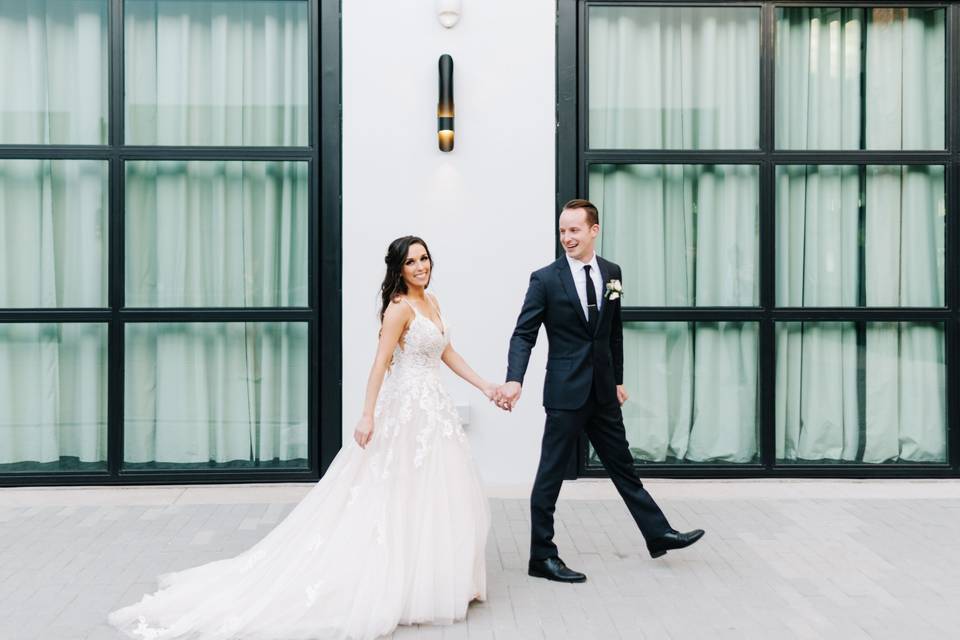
595,256,611,336
555,258,590,334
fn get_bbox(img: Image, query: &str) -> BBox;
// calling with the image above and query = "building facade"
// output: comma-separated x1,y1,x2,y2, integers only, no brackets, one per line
1,0,958,486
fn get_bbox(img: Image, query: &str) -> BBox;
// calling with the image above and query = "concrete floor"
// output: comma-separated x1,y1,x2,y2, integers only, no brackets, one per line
2,479,960,639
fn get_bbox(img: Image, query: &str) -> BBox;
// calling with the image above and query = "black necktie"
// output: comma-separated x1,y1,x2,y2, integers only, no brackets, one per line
584,264,598,334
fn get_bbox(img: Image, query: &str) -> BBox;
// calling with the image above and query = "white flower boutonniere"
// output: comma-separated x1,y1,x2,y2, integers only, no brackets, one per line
604,279,622,301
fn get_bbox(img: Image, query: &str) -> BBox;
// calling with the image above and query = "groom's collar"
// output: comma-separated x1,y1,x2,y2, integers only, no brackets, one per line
564,252,599,273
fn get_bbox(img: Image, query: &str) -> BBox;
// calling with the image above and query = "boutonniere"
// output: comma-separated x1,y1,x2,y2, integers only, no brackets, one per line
604,279,622,301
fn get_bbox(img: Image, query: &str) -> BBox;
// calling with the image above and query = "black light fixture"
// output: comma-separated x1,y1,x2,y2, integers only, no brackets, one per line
438,54,454,152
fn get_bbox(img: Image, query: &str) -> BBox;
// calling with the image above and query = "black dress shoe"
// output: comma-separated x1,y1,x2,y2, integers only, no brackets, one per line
646,528,705,558
528,557,586,583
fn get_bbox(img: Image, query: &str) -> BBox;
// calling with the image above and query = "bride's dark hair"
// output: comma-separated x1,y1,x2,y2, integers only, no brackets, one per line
380,236,433,322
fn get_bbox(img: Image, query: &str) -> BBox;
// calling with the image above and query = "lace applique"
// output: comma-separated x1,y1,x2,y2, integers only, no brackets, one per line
375,308,467,468
133,615,165,639
347,485,361,507
381,448,394,479
373,506,387,545
305,579,326,606
413,378,467,467
218,616,242,635
367,446,395,482
242,549,266,570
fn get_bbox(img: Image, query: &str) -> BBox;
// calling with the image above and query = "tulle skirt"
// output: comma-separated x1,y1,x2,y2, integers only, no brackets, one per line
108,373,489,640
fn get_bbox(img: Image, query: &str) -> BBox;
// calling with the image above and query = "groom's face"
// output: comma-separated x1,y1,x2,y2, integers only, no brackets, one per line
559,208,599,262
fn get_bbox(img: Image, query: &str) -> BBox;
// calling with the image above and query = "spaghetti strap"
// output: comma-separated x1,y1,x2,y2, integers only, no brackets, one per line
398,297,419,315
425,293,441,316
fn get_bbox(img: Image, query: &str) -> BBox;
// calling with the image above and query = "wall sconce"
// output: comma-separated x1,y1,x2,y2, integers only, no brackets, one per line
437,0,462,28
438,54,454,152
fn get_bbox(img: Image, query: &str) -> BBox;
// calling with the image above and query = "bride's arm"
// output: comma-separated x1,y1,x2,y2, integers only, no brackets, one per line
427,293,496,400
354,301,411,448
441,342,498,401
440,343,497,400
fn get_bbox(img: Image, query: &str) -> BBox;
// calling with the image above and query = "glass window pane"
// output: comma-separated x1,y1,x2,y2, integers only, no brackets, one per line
776,322,946,464
590,164,759,306
125,161,308,308
588,6,759,150
0,0,108,144
0,323,107,472
124,322,308,470
0,160,108,308
125,0,309,146
776,165,944,307
589,322,759,466
776,8,945,150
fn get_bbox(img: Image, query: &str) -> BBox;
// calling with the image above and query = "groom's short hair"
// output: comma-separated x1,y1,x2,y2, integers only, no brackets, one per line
562,199,599,227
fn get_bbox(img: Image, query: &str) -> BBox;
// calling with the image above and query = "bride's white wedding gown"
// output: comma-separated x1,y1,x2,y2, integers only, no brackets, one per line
108,300,490,640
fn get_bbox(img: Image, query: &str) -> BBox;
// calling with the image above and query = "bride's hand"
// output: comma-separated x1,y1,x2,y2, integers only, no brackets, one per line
481,381,499,402
354,415,374,448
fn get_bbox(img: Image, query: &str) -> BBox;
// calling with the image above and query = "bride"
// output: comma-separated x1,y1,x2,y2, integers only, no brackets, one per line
108,236,495,640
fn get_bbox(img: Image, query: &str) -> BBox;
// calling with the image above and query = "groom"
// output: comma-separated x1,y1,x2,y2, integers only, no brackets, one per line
496,199,704,583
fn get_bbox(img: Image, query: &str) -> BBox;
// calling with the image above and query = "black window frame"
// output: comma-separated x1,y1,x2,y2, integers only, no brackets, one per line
0,0,342,487
559,0,960,478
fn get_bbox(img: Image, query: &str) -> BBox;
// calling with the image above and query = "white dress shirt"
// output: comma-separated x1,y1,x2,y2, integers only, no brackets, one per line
565,253,602,321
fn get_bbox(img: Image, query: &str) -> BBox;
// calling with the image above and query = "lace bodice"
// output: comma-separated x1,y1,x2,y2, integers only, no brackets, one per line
390,298,449,372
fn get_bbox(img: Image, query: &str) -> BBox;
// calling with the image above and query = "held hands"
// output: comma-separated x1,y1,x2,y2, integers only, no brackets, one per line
481,381,518,412
354,415,374,448
494,381,522,412
485,382,623,410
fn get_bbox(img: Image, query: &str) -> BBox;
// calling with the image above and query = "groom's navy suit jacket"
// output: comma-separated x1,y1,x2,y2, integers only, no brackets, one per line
507,255,623,410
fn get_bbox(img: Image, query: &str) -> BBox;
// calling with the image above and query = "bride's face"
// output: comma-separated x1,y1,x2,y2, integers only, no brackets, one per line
402,243,432,289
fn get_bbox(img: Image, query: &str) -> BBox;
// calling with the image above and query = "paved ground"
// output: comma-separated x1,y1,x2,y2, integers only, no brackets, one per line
2,479,960,640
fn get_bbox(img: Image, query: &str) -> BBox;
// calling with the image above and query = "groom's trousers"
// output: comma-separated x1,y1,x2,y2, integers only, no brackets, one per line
530,381,672,561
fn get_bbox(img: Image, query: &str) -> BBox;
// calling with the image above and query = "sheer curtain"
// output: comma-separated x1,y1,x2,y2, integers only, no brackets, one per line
0,159,108,468
775,8,947,463
0,0,108,470
589,6,759,150
124,322,307,468
775,165,861,462
123,161,309,467
589,0,760,462
591,165,759,462
0,160,107,308
0,323,107,468
125,161,308,308
118,1,310,468
588,4,761,464
0,0,108,144
125,0,308,146
0,2,311,470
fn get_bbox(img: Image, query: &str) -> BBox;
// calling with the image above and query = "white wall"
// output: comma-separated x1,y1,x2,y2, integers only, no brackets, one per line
342,0,557,486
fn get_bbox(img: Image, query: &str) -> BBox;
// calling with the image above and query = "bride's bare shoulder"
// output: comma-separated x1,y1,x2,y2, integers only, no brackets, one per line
383,297,414,323
426,292,442,310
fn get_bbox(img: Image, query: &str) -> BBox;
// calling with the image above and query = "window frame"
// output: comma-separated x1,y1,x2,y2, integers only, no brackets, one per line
559,0,959,478
0,0,341,486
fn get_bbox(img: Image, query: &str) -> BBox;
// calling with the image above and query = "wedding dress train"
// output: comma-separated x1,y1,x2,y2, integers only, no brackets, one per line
108,300,490,640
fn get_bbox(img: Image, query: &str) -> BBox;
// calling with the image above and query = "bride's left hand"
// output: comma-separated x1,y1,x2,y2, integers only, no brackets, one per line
354,415,374,448
481,382,498,402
